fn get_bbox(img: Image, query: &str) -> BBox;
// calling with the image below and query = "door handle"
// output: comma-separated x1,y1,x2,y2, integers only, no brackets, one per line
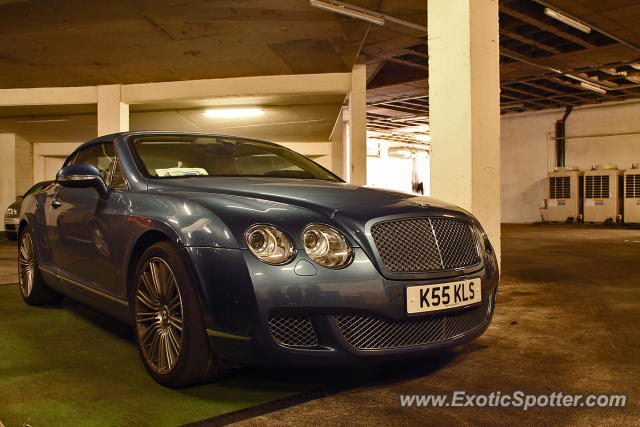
51,198,62,209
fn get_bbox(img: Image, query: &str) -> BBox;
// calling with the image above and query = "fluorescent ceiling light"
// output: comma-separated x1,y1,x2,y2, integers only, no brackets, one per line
544,7,591,34
580,82,607,94
203,108,264,119
394,124,430,133
17,117,70,123
310,0,385,25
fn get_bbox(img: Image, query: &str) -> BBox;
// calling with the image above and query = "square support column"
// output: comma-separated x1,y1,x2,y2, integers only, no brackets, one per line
0,133,33,231
428,0,501,263
330,109,346,179
97,85,129,136
348,56,367,186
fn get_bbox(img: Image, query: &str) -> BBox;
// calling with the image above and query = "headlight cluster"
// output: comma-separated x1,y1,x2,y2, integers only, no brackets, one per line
245,225,295,265
5,208,18,217
302,224,353,269
245,223,353,269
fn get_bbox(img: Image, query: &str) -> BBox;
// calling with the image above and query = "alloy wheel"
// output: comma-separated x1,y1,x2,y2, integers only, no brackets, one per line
18,233,35,297
135,257,184,374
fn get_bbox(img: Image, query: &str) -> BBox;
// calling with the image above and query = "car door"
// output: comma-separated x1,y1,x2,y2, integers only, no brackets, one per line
46,142,125,298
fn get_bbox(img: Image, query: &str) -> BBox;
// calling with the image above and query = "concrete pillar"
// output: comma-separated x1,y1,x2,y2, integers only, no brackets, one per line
330,109,346,179
97,85,129,136
0,133,34,231
349,56,367,186
427,0,501,262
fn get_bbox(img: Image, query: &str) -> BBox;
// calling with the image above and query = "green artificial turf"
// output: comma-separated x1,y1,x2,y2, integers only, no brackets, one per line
0,284,322,426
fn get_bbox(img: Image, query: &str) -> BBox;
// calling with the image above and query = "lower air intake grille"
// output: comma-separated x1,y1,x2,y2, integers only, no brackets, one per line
334,296,492,350
268,316,318,347
370,217,480,273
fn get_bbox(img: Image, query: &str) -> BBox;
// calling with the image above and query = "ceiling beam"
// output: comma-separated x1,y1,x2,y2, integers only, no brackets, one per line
499,28,562,55
500,4,597,49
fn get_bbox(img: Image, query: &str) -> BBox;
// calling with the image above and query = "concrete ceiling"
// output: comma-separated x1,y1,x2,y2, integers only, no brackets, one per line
0,0,371,88
2,0,639,144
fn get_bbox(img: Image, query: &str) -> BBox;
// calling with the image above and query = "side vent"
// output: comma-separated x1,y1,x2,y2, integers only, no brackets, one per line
585,175,610,199
625,174,640,198
549,176,570,199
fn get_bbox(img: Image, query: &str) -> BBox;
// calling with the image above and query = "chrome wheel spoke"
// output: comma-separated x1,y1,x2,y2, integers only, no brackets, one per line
135,256,183,374
136,311,158,323
167,327,181,356
168,293,181,311
18,234,35,297
149,261,164,300
149,329,162,363
140,322,161,347
163,333,173,368
141,271,159,300
168,314,183,332
136,288,160,311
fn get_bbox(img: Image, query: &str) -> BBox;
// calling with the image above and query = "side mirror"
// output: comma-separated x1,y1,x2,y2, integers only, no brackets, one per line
56,164,108,195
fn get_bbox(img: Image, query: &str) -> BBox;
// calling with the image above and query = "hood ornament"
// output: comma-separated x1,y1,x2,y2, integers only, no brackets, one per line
410,201,430,209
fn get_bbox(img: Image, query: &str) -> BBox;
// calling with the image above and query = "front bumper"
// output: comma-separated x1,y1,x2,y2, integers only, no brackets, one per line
185,246,499,366
4,217,19,232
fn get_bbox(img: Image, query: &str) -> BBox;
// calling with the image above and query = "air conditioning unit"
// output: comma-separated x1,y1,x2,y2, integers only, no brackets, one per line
583,164,623,223
546,166,583,223
624,163,640,223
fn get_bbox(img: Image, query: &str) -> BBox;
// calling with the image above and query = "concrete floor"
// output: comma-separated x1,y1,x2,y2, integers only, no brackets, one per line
1,225,639,425
223,224,640,425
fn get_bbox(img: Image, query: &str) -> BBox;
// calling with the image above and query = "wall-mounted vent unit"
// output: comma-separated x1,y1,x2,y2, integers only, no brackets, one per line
583,165,623,223
624,164,640,223
547,167,583,222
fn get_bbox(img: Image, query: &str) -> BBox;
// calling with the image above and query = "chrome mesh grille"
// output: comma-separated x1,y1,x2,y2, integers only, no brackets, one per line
268,316,318,347
335,296,492,350
370,217,480,273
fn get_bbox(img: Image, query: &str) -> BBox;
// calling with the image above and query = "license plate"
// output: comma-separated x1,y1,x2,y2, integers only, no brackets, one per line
406,279,481,314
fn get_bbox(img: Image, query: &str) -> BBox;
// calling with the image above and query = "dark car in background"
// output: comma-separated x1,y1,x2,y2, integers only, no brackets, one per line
4,180,53,240
17,132,499,387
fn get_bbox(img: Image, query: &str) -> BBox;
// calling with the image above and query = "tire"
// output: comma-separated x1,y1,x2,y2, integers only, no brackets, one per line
18,225,62,305
6,231,17,241
132,241,226,387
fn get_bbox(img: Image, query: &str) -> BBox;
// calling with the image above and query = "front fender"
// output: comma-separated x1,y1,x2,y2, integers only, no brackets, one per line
119,192,238,248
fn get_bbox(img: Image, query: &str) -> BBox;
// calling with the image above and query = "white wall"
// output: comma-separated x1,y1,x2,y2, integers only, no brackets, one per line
501,100,640,223
33,142,83,182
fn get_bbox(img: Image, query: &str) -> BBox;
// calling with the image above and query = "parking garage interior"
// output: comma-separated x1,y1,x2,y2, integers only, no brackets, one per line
1,0,639,425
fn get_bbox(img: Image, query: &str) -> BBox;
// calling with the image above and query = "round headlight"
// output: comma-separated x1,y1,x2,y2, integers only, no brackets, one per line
302,224,353,269
245,225,295,265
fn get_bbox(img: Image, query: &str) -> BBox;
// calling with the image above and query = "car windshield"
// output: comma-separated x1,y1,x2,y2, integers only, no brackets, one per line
131,136,341,182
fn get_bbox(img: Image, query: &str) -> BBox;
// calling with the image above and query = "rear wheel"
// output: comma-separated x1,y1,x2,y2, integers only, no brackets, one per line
18,226,61,305
132,241,225,387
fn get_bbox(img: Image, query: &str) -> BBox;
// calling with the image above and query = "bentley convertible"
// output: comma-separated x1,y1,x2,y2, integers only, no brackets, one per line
17,131,499,387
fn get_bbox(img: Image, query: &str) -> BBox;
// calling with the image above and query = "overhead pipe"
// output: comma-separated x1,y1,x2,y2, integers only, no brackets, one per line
555,105,573,168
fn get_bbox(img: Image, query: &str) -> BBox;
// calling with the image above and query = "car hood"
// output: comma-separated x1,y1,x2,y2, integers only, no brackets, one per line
149,177,467,216
148,177,472,241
